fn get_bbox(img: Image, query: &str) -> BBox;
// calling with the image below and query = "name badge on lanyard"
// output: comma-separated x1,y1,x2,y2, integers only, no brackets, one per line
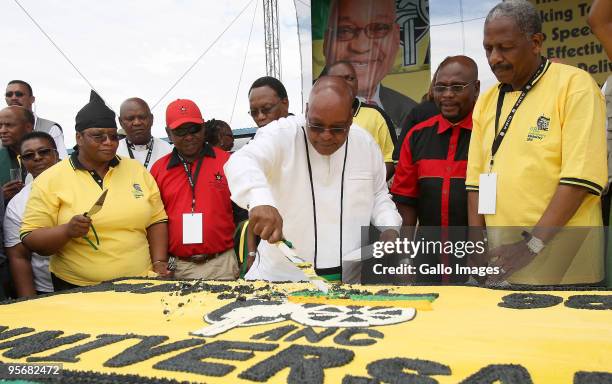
477,58,548,216
179,153,205,244
183,213,203,244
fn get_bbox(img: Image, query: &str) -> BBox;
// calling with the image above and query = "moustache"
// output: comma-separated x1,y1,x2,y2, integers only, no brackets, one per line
491,63,513,72
7,100,22,106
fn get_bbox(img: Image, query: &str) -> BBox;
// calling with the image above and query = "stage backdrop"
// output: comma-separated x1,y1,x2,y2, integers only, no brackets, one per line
311,0,431,127
529,0,611,86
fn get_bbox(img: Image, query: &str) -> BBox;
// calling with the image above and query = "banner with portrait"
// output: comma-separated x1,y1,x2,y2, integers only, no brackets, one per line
311,0,431,128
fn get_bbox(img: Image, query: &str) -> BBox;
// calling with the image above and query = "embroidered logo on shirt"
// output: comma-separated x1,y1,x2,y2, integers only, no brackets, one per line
526,115,550,142
132,183,144,199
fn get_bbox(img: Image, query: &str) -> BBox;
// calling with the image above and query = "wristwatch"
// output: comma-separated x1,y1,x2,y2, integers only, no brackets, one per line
521,231,545,255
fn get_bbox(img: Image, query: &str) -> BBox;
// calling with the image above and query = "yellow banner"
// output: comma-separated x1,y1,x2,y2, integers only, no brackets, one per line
529,0,611,86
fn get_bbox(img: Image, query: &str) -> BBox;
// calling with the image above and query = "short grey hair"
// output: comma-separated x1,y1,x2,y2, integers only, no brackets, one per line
485,0,542,36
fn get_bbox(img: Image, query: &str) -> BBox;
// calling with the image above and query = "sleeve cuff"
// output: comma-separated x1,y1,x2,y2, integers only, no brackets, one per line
392,194,418,206
19,231,32,241
248,187,277,210
559,178,604,196
465,184,479,192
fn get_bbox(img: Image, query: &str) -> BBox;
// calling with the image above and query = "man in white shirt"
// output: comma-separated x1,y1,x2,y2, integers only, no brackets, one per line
3,131,59,296
117,98,173,170
5,80,67,158
225,77,401,281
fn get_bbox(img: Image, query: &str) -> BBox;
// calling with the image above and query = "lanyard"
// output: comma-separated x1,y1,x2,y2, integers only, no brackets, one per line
126,138,155,169
489,58,548,172
302,127,348,271
178,154,204,212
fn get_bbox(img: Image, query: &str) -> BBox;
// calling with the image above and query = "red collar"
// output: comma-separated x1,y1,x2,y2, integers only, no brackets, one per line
437,112,473,134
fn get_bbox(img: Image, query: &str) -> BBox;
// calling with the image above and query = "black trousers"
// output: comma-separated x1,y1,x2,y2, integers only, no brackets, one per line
51,273,80,292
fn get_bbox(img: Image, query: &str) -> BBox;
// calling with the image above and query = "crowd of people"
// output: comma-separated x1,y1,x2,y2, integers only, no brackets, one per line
1,0,611,298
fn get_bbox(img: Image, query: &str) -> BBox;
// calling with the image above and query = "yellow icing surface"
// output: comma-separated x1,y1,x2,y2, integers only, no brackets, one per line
0,278,610,383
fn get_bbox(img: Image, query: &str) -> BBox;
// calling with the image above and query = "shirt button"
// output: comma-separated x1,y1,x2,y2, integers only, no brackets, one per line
443,190,448,195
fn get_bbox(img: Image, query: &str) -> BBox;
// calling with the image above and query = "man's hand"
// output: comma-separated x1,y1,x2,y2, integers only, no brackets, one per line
379,229,399,243
152,261,174,278
64,215,92,238
486,240,536,284
2,180,24,201
249,205,283,243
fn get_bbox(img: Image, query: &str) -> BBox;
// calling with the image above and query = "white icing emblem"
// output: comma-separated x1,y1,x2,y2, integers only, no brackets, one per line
191,300,416,337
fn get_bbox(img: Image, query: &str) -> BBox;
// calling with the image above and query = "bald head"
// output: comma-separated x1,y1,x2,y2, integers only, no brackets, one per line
118,97,154,145
309,76,355,110
306,76,354,156
435,55,478,83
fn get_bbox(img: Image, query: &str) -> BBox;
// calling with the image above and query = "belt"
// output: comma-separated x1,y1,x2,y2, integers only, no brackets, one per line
174,252,223,264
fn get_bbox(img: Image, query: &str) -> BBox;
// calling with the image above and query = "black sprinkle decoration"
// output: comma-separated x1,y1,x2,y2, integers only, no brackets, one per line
251,325,299,342
0,330,89,359
574,371,612,383
238,344,355,384
333,328,384,347
367,357,452,384
564,295,612,311
498,293,564,310
458,364,533,384
27,334,127,363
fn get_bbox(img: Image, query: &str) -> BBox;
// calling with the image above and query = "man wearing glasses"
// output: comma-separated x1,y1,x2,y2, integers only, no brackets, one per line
248,76,290,128
5,80,67,159
225,76,401,282
391,56,479,283
151,99,240,280
323,0,417,128
4,132,59,297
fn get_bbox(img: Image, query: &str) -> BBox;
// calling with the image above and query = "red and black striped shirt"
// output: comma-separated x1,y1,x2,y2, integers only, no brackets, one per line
391,113,472,227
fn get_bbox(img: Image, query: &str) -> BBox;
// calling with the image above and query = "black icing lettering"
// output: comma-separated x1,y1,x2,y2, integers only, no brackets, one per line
0,330,89,359
333,328,384,346
154,340,277,377
251,325,299,341
342,375,381,384
574,371,612,383
105,335,203,367
284,327,338,343
238,344,354,384
459,364,533,384
367,357,451,384
27,334,127,362
498,293,563,309
130,283,178,294
564,295,612,310
0,326,35,340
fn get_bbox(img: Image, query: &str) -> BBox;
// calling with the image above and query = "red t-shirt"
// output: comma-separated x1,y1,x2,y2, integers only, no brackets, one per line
151,145,235,257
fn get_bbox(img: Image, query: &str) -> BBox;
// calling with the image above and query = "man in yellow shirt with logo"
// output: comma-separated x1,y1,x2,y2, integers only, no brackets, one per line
466,0,607,285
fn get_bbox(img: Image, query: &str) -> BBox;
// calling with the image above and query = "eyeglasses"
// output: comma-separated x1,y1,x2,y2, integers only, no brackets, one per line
307,121,350,136
85,132,120,143
249,102,282,118
333,23,393,41
20,148,57,161
5,91,25,98
432,81,476,95
172,124,203,137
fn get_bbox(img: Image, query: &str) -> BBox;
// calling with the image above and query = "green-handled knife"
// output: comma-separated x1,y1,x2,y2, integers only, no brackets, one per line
276,239,330,293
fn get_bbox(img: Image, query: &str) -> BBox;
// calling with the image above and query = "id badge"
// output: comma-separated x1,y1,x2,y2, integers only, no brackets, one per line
478,173,497,214
182,213,203,244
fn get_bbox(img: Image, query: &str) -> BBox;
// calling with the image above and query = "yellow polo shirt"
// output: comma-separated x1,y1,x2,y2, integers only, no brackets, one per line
353,101,395,163
21,153,168,286
466,61,607,284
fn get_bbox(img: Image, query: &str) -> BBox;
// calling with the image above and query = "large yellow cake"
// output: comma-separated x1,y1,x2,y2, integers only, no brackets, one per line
0,278,610,383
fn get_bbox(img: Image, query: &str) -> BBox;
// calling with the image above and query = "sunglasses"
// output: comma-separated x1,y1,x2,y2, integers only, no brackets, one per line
85,132,120,143
432,81,476,95
20,148,57,161
5,91,25,98
172,124,203,137
307,123,349,136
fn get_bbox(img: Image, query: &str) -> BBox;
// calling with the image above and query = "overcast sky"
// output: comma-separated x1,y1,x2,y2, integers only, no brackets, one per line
0,0,498,147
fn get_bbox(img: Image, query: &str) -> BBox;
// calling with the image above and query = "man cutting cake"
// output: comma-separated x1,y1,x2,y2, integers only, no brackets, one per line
225,76,401,282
